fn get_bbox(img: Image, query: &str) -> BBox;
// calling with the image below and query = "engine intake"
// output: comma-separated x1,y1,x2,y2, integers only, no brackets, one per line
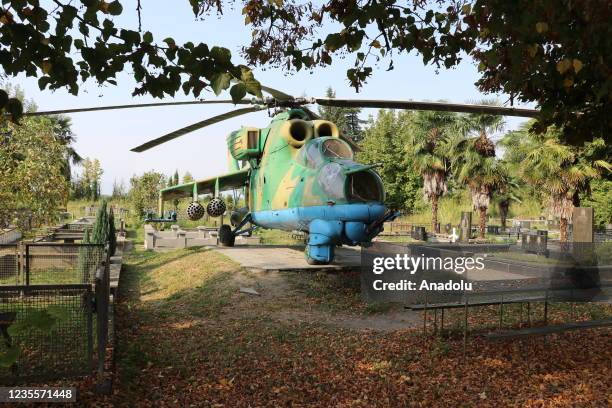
280,119,313,148
313,120,339,138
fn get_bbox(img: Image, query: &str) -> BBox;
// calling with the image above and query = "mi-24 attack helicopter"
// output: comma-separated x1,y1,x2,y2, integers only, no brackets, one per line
26,86,538,264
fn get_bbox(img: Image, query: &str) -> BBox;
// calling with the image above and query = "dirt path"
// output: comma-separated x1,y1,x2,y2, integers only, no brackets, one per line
228,268,422,331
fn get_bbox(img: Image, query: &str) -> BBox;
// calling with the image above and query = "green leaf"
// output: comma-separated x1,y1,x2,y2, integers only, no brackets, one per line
239,66,262,98
211,72,232,95
243,79,262,98
229,83,247,103
38,76,51,90
120,29,140,45
47,305,71,322
143,31,153,43
163,37,176,48
0,346,20,368
108,1,123,16
324,33,344,52
211,46,231,64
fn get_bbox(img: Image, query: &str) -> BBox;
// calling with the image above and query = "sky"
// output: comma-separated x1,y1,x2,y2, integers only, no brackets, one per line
11,2,534,194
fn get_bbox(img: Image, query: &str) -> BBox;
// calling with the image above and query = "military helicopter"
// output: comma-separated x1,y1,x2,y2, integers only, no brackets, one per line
24,86,538,264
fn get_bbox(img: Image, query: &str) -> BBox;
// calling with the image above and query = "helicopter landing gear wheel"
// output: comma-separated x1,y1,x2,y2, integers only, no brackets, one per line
218,224,235,247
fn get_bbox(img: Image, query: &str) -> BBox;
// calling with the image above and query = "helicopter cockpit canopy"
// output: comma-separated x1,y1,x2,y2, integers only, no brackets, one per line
321,139,354,160
297,137,354,168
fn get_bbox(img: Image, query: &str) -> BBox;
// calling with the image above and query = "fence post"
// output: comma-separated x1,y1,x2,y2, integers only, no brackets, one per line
25,244,29,286
87,287,94,371
95,244,111,394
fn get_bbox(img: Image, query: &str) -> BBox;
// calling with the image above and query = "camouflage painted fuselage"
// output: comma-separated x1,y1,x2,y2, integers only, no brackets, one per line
227,108,392,263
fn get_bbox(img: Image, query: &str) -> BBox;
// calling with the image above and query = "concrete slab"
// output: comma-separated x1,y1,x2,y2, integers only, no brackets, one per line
110,263,121,292
214,245,361,272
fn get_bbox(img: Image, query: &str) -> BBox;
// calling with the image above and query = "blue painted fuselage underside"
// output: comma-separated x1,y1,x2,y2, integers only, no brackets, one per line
251,203,386,235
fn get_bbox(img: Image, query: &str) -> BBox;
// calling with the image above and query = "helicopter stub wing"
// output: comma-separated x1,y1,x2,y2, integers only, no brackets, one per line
161,168,249,200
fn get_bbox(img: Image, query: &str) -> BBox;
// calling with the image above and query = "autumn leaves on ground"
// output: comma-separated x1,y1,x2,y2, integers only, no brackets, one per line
86,247,612,407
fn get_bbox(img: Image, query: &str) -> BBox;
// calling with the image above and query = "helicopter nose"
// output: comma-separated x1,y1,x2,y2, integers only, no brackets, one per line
345,169,384,202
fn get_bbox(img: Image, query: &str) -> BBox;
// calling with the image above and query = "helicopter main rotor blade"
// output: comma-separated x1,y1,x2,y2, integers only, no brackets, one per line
301,106,320,120
131,106,265,152
260,85,294,101
315,98,539,118
23,99,253,117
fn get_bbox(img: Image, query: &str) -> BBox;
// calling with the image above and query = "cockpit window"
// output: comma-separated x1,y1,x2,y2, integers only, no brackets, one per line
319,163,345,199
297,141,325,168
297,138,354,168
346,171,384,202
321,139,353,160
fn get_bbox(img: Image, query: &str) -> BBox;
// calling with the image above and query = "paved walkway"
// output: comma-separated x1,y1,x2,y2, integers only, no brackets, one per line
214,245,361,272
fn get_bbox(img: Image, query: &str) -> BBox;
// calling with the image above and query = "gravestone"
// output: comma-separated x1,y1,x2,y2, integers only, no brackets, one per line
411,226,427,241
572,207,593,242
521,230,549,256
459,212,472,242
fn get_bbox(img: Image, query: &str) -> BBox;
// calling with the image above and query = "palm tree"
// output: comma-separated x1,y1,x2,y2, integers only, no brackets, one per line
495,166,522,230
49,115,82,181
454,101,506,238
407,110,460,233
507,124,610,242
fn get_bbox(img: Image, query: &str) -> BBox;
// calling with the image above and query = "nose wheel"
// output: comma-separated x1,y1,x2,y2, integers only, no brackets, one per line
218,224,235,247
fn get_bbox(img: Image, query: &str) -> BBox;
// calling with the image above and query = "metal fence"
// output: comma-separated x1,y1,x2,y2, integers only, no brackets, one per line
0,285,93,382
0,243,112,384
0,245,19,286
26,244,104,285
0,244,103,286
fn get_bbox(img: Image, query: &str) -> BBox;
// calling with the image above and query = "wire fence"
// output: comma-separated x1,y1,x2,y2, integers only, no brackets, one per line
0,244,104,286
26,244,104,285
0,245,20,286
0,243,112,384
0,285,93,382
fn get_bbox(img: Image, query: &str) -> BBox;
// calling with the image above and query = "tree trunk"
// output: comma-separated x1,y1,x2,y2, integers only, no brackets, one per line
479,207,487,238
560,217,568,243
431,194,439,234
499,201,509,230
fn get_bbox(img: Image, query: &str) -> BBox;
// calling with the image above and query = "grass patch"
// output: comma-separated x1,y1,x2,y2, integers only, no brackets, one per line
115,246,242,390
121,247,238,319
